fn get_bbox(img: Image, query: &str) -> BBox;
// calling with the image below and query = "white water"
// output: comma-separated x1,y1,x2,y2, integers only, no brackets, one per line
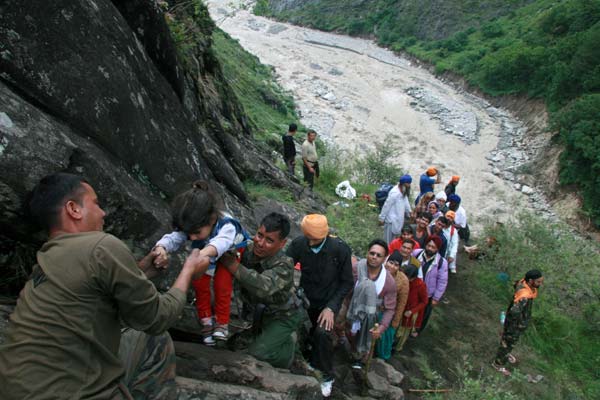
207,0,541,231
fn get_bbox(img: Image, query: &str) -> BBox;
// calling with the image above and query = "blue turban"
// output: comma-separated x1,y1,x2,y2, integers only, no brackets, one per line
448,194,461,203
399,174,412,184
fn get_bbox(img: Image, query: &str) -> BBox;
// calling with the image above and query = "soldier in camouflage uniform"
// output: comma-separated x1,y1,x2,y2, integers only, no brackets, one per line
221,212,305,368
492,269,544,376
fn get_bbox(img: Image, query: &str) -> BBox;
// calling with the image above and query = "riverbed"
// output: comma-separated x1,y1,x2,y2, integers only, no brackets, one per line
206,0,555,230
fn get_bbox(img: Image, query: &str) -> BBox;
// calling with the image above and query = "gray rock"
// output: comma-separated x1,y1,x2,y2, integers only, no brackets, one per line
521,185,534,195
322,92,337,101
267,24,288,35
174,342,320,398
370,358,404,386
177,377,290,400
0,0,306,293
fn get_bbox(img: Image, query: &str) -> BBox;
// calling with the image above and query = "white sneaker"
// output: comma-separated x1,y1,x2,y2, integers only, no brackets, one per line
202,335,216,346
213,324,229,341
321,378,334,397
450,268,457,274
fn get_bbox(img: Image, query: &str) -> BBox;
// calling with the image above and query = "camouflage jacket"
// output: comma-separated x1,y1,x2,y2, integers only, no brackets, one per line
505,280,536,330
235,243,297,316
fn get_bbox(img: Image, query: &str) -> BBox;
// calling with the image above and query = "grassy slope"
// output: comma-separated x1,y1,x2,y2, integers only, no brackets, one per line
211,28,300,146
256,0,600,226
389,213,600,400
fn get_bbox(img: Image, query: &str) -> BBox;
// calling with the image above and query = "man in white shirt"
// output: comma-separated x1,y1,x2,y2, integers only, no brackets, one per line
379,175,412,244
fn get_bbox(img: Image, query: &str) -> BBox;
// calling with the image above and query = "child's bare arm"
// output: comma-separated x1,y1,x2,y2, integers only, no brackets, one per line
198,245,218,258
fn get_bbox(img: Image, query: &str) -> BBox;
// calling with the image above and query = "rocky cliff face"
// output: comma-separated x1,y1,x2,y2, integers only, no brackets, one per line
0,0,304,294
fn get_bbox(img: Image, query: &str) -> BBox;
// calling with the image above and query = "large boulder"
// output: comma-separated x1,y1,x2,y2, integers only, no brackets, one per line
0,0,308,294
175,341,320,399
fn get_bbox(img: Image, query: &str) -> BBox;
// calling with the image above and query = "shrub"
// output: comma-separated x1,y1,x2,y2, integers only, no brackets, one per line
352,139,403,184
476,44,548,94
553,94,600,225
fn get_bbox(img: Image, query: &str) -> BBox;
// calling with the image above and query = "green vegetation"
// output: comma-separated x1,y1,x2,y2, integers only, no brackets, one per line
256,0,600,225
244,180,295,204
211,29,300,144
311,139,403,255
471,215,600,398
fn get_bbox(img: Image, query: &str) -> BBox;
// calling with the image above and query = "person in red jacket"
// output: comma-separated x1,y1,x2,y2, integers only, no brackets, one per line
388,226,420,254
395,265,428,351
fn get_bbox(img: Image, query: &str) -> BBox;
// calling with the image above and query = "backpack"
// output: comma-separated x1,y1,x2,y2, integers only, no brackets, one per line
375,182,394,210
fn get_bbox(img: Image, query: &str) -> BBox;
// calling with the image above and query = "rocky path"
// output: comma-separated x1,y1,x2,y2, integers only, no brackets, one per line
206,0,556,230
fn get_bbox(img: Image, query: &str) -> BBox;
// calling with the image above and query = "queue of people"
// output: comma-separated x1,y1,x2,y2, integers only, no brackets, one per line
0,162,540,399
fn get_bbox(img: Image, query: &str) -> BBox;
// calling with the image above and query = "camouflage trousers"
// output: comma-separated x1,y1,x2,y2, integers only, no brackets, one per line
113,328,178,400
249,308,306,369
494,321,525,366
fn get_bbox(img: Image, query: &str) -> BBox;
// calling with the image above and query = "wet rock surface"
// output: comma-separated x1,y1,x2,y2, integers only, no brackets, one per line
0,0,309,293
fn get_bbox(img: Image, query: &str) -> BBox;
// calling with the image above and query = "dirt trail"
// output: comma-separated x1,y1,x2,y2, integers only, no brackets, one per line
207,0,549,232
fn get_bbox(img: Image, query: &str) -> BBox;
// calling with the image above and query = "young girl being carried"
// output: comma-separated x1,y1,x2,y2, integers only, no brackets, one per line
153,181,249,345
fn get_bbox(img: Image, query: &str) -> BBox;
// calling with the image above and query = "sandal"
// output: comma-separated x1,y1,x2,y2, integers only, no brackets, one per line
507,353,517,364
492,362,511,376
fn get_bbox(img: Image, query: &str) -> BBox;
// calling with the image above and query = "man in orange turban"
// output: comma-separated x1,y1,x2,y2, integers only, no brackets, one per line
287,214,353,397
445,175,460,197
417,166,441,205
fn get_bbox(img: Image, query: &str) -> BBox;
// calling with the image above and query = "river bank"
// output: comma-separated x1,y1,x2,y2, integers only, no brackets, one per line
207,0,558,231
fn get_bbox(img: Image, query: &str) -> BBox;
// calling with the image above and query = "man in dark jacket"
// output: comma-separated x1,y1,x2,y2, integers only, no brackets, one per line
286,214,353,398
282,123,297,176
492,269,544,376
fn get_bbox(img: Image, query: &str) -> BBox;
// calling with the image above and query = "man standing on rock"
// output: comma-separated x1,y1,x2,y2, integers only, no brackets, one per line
287,214,354,397
301,129,319,190
220,212,305,369
282,123,298,177
0,173,209,400
492,270,544,376
379,174,412,245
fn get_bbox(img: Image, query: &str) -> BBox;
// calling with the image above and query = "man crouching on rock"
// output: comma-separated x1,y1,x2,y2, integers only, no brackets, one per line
0,173,210,400
219,212,306,369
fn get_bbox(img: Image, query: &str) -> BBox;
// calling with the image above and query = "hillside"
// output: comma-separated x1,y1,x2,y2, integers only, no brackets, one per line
256,0,600,227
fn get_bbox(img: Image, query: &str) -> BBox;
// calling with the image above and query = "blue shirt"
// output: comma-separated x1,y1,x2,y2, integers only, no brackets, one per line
419,174,435,195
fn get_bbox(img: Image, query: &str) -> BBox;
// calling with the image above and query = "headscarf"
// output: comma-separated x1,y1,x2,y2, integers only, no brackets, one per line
427,201,439,211
426,166,437,176
399,174,412,184
435,191,447,201
450,175,460,183
301,214,329,239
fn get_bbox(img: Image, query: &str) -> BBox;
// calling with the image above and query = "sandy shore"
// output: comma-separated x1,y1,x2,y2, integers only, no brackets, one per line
207,0,549,231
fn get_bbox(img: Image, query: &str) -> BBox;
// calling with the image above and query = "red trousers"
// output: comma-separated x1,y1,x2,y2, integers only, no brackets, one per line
191,263,233,325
